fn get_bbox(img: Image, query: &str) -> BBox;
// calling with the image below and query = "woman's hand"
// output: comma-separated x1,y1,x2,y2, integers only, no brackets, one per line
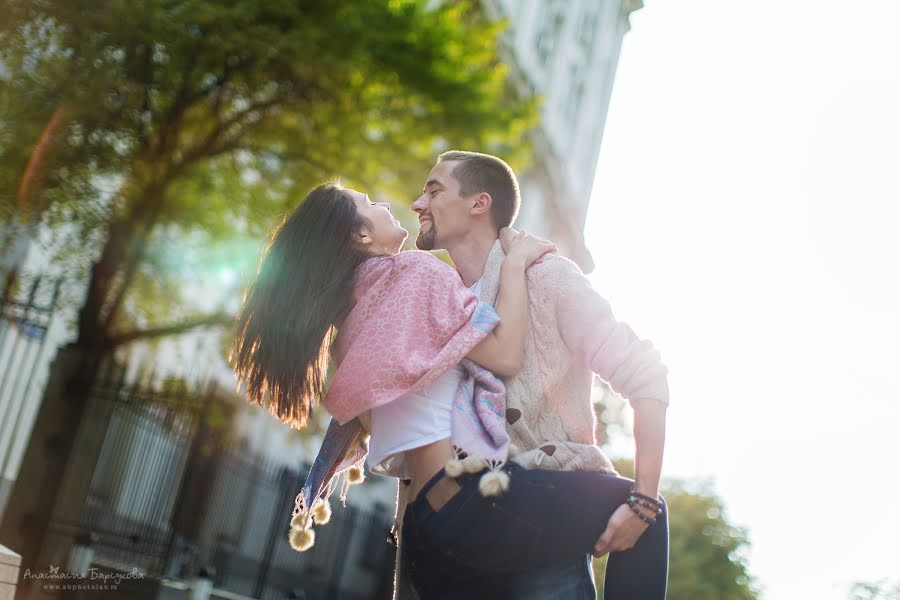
499,226,519,253
591,503,652,558
500,227,557,268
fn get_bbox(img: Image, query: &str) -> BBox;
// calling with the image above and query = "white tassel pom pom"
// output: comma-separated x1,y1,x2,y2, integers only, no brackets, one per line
290,512,307,529
444,458,464,478
288,527,315,551
347,465,365,484
461,455,487,474
312,499,332,524
478,470,510,497
507,443,520,458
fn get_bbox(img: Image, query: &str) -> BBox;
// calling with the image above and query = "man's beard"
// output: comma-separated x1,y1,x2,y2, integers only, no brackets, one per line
415,222,436,250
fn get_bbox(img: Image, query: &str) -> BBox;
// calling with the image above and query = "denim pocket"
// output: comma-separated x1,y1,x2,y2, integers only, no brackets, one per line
413,474,476,518
432,485,542,575
405,477,477,566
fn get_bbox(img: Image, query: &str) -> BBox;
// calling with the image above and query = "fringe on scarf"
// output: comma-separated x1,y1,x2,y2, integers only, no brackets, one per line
288,465,365,552
444,444,510,497
289,444,510,553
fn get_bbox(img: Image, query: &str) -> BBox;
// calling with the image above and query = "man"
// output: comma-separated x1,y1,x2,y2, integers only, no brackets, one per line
391,150,669,599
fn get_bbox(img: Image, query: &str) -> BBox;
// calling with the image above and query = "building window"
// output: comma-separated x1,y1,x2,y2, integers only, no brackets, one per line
566,64,586,125
535,0,565,67
578,8,599,59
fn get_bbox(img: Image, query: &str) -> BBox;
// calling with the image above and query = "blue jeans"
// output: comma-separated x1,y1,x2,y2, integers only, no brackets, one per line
401,461,669,599
504,555,597,599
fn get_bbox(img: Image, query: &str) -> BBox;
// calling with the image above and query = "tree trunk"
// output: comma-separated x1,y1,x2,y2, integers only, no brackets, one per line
100,194,166,333
75,218,130,349
75,183,164,349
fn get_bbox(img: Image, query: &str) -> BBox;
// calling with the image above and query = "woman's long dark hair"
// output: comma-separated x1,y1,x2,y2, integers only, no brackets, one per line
230,183,371,429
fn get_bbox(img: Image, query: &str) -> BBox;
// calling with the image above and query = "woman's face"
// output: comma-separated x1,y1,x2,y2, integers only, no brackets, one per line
348,189,408,255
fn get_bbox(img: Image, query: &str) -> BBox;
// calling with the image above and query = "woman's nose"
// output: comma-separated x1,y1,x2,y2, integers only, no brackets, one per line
378,201,391,212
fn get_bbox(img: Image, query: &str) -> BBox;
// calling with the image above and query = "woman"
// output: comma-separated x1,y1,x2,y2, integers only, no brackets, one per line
231,183,668,599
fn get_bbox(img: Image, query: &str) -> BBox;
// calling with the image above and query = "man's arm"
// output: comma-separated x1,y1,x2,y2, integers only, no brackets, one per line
551,257,668,546
632,398,666,498
589,398,666,556
553,258,668,483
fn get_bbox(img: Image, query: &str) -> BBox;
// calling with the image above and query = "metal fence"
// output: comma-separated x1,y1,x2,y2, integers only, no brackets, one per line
71,367,395,600
0,270,62,517
0,269,396,599
77,372,198,576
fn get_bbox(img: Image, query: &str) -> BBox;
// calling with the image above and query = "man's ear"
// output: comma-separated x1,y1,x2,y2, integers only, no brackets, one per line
469,192,493,218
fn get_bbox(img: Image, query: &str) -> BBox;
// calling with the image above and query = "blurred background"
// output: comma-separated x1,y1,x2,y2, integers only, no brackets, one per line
0,1,896,599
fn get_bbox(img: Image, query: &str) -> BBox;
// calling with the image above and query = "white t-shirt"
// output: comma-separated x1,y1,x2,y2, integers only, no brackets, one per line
366,277,484,479
367,364,465,478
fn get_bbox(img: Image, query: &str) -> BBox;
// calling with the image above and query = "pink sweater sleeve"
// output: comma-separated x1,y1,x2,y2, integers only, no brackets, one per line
551,257,670,407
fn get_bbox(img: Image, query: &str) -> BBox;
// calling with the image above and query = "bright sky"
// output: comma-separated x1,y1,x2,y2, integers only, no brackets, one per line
585,2,900,599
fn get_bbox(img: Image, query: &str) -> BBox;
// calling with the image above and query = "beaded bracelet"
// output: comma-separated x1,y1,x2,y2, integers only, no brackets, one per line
626,497,657,525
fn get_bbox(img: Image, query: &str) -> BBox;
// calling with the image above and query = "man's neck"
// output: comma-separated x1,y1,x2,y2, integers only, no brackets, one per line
444,231,497,287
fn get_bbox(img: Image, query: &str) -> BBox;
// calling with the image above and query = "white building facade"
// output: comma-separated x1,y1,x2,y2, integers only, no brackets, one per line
484,0,642,272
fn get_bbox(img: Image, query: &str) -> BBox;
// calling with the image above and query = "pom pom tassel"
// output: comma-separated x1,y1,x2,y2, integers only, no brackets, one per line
478,469,510,497
347,465,365,484
290,511,308,529
312,499,332,525
288,526,315,552
444,458,464,478
461,455,487,474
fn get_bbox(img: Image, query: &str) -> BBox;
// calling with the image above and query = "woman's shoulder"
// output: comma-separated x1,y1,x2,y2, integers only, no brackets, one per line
360,250,443,267
391,250,458,277
392,249,447,266
357,250,455,284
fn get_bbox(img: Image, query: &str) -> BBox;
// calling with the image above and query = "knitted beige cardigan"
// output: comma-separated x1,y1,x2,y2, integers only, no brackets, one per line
391,240,670,598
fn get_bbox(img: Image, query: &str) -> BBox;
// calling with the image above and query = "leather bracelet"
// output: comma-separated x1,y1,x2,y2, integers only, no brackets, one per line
626,498,657,525
629,488,663,509
628,495,663,516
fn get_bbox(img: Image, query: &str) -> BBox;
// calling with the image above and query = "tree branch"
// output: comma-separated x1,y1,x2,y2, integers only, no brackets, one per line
176,95,284,170
106,311,234,348
158,57,255,164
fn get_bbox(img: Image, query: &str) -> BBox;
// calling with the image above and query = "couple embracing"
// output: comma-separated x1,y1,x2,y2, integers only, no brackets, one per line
231,151,670,599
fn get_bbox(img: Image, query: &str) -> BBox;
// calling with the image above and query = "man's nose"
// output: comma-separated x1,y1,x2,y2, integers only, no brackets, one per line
411,195,427,214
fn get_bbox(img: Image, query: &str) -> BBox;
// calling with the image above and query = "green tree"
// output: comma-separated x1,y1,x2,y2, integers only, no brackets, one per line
849,580,900,600
592,459,759,600
0,0,534,352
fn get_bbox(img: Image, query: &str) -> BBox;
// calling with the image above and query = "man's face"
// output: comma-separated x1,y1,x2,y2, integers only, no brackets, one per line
411,160,470,250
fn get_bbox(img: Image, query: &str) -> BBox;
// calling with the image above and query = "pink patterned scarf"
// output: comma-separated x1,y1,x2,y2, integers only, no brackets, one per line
287,251,511,550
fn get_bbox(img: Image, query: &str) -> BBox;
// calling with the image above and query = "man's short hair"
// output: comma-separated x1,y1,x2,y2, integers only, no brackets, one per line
438,150,520,229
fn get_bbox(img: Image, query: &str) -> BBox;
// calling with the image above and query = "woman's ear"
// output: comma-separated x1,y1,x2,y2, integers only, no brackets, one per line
355,223,374,248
